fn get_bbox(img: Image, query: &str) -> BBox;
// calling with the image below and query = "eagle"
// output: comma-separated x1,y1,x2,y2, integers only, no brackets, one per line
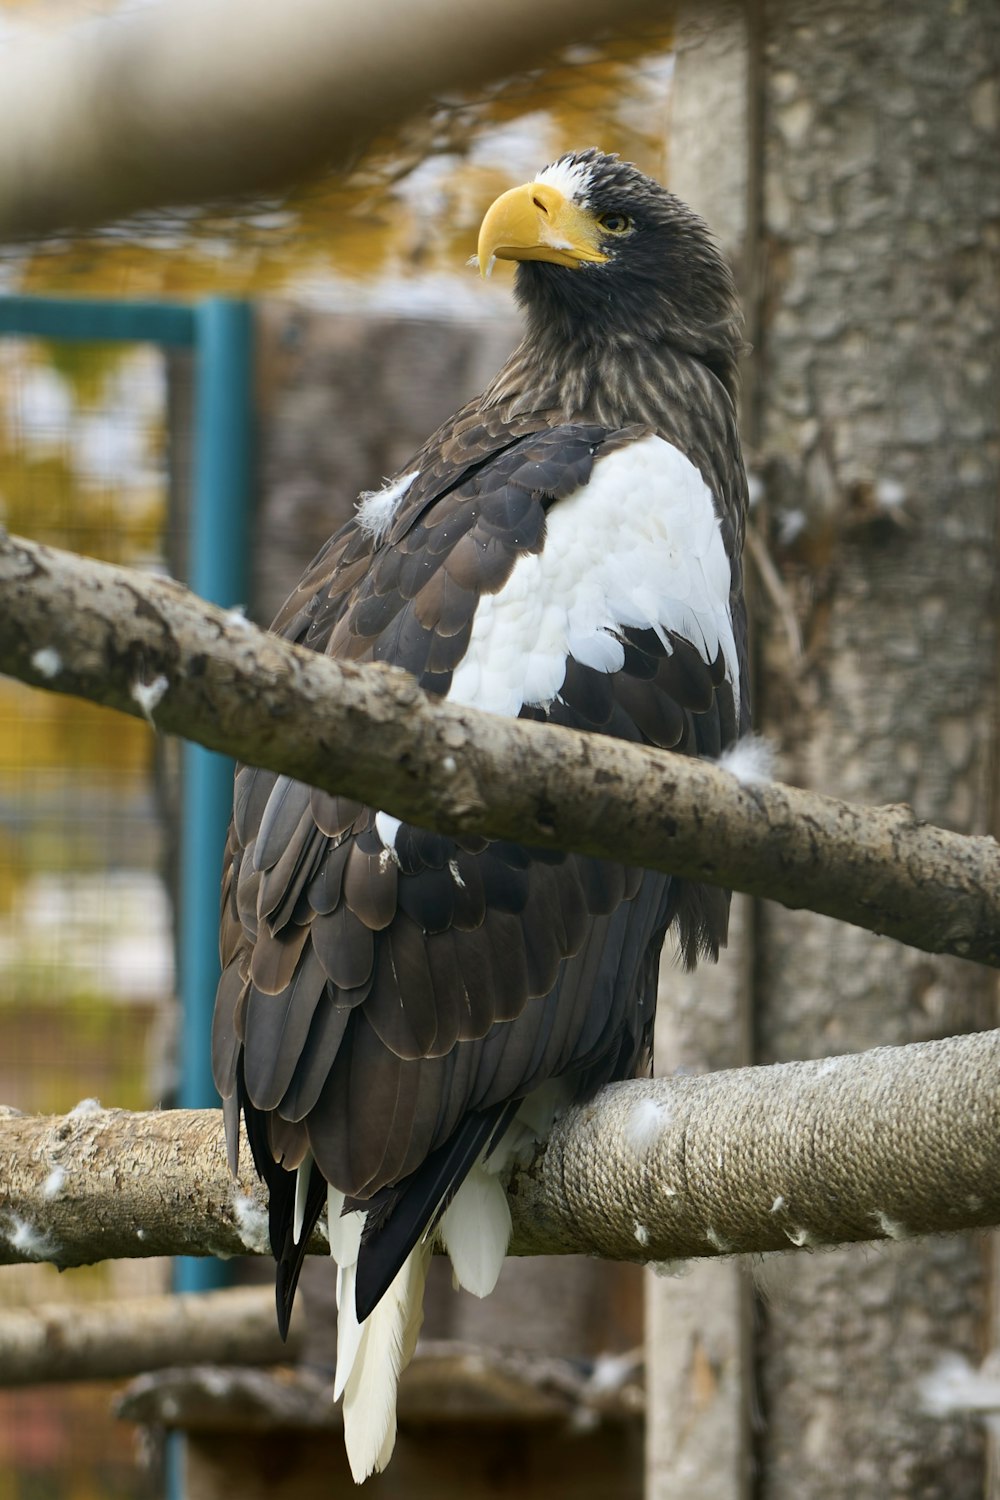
212,147,749,1483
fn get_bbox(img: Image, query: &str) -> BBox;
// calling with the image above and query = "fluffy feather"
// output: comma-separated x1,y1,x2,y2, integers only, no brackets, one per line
438,1163,512,1297
332,1089,560,1475
339,1242,431,1482
356,470,420,543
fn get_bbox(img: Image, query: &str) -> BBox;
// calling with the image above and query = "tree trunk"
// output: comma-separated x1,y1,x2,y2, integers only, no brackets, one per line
646,6,756,1497
0,1288,298,1385
753,1,1000,1495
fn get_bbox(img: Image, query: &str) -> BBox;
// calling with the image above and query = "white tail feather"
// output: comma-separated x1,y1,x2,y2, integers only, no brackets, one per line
438,1165,511,1297
293,1150,314,1244
331,1192,366,1404
341,1243,431,1483
328,1186,362,1265
327,1090,566,1481
334,1261,366,1404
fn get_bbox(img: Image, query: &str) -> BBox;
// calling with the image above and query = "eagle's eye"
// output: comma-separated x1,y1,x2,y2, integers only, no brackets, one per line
598,213,633,235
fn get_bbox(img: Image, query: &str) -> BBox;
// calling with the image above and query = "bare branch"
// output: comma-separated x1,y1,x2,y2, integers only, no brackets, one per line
3,1030,999,1270
115,1344,642,1429
0,1103,272,1269
509,1030,1000,1260
1,530,998,966
0,1287,302,1386
0,0,662,240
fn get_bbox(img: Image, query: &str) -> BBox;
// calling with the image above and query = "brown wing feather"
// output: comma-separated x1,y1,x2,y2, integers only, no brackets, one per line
214,408,746,1272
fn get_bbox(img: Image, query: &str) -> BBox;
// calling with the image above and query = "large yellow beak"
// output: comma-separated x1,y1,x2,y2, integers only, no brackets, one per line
477,182,609,277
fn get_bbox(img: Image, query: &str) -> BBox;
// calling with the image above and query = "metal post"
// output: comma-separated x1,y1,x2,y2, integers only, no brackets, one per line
0,296,195,344
0,292,256,1500
175,299,254,1297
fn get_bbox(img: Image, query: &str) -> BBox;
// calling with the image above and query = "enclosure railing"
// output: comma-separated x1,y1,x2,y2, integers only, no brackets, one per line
0,294,254,1300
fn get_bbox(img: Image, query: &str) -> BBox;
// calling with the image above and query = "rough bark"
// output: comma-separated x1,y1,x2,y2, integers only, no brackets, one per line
753,1,1000,1495
647,7,756,1495
1,530,999,968
0,0,662,240
0,1287,300,1386
3,1032,1000,1270
136,1361,643,1500
648,906,754,1500
116,1344,643,1429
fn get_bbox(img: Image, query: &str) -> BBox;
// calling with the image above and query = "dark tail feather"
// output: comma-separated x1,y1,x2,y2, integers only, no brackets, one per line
237,1055,290,1259
236,1057,326,1341
353,1101,518,1324
274,1163,328,1341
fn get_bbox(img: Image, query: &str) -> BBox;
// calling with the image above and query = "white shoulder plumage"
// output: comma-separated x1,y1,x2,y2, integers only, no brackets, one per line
447,434,740,718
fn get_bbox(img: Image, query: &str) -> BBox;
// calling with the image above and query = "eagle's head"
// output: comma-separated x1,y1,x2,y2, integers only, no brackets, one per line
478,147,743,401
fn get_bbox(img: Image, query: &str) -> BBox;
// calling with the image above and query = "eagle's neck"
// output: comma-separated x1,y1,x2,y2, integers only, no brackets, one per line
484,329,738,435
481,323,745,530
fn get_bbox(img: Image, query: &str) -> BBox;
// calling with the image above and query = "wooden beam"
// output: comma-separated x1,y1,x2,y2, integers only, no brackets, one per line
0,1288,301,1386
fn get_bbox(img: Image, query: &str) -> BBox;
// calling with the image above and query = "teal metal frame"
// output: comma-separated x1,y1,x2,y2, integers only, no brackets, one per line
179,300,254,1294
0,295,254,1297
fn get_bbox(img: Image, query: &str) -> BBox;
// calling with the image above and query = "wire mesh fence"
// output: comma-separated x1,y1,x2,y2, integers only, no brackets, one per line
0,335,176,1500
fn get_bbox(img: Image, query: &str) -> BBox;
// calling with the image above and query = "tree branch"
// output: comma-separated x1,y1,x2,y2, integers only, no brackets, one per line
3,1031,999,1270
1,530,998,966
0,1288,302,1386
0,0,661,240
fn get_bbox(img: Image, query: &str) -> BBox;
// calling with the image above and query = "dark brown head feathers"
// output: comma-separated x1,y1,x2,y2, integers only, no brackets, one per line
512,149,746,403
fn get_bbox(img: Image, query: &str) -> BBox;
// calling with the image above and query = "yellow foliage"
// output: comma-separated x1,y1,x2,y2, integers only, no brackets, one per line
12,34,674,301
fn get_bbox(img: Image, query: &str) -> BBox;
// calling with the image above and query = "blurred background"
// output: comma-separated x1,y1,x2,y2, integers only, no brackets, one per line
0,8,674,1496
0,0,997,1497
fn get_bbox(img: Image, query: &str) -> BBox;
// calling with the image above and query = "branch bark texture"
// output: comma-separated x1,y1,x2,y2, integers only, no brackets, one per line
3,1030,999,1270
0,529,998,967
0,0,660,240
750,3,1000,1493
0,1287,300,1386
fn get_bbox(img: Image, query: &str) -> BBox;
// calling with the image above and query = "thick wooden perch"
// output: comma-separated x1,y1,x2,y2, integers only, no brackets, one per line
114,1344,644,1429
0,1287,301,1386
0,529,998,966
3,1030,1000,1271
0,0,661,240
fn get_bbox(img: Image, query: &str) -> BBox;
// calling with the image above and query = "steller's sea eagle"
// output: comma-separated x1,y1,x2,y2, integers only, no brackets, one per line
212,147,750,1482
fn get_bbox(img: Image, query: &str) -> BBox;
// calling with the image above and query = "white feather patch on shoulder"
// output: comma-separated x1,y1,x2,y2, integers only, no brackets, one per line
438,1164,512,1299
356,469,420,544
447,434,740,719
